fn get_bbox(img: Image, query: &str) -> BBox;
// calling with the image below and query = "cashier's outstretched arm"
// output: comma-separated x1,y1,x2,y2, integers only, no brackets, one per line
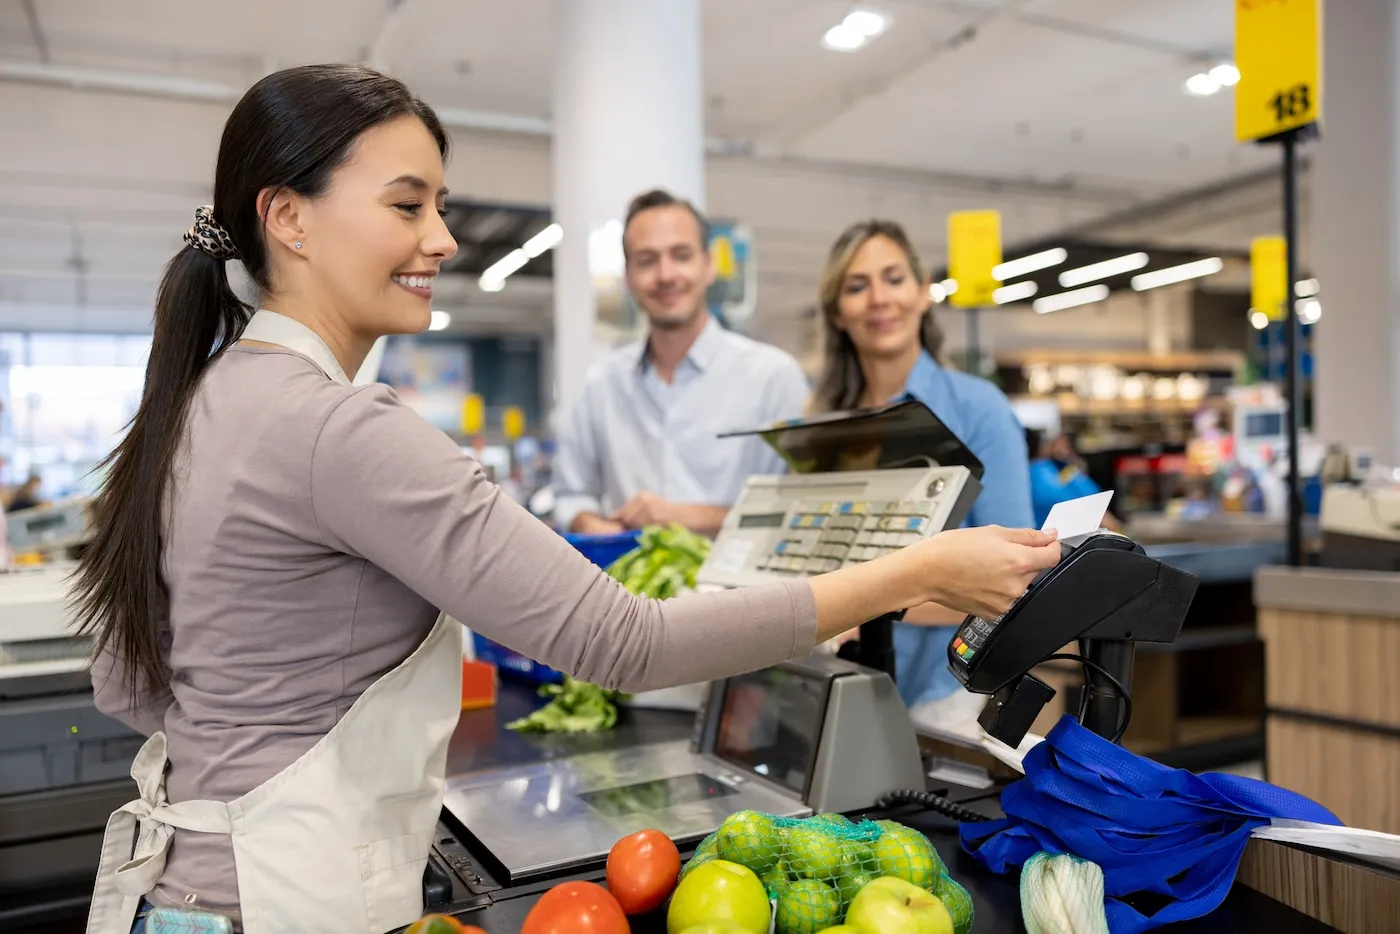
309,388,1060,694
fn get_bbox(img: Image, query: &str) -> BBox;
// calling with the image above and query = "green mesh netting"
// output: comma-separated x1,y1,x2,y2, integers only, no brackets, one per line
680,810,975,934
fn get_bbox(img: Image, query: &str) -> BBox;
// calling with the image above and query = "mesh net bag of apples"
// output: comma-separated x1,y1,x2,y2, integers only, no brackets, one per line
670,809,974,934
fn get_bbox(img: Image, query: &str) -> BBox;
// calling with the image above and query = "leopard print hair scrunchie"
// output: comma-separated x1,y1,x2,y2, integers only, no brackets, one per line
183,205,239,261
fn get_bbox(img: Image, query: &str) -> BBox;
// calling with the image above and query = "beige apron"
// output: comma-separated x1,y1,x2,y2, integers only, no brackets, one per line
86,311,465,934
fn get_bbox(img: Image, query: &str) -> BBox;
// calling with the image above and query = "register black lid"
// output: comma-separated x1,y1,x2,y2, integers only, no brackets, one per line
719,399,985,479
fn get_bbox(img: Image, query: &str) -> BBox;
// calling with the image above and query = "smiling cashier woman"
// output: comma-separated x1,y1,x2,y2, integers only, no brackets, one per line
811,220,1036,732
73,66,1059,934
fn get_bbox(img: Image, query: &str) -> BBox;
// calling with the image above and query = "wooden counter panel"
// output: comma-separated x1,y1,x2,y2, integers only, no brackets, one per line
1259,608,1400,729
1238,837,1400,934
1266,718,1400,834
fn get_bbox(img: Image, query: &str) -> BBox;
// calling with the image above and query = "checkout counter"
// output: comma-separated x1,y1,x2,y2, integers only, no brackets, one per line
411,403,1352,933
0,500,146,930
1,408,1378,932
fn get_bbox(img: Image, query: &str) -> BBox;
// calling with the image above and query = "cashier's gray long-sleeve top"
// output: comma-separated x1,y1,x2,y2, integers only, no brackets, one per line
90,344,818,918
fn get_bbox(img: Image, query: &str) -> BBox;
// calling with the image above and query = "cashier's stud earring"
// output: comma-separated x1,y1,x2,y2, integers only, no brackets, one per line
294,241,302,250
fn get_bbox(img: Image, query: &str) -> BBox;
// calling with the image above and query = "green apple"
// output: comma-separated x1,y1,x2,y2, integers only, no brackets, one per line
716,810,781,874
813,928,862,934
775,879,842,934
667,859,772,934
677,924,759,934
845,876,953,934
835,868,874,907
785,825,845,881
842,839,877,877
761,857,793,896
870,824,940,890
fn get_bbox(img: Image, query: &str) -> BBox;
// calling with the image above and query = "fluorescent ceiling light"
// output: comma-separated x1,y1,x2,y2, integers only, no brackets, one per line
1249,310,1270,330
1210,62,1241,87
993,281,1038,305
1130,257,1224,291
1058,252,1149,288
1033,284,1109,315
522,223,562,258
843,9,889,37
940,278,958,295
822,8,890,51
1184,73,1220,97
928,282,947,303
1295,277,1320,297
429,311,451,331
993,247,1067,281
1299,299,1322,323
481,248,529,284
479,276,505,292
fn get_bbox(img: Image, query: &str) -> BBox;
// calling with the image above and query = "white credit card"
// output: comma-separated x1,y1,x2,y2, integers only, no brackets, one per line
1041,490,1114,544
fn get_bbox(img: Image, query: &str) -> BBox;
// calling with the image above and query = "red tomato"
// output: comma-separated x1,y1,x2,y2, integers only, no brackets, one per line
606,829,682,915
521,880,630,934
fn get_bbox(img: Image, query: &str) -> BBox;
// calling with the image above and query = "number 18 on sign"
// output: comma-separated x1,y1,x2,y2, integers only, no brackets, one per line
1235,0,1322,143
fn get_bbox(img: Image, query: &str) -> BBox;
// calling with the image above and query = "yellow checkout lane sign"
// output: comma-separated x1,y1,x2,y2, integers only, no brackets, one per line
1235,0,1322,143
1251,236,1288,322
947,210,1003,309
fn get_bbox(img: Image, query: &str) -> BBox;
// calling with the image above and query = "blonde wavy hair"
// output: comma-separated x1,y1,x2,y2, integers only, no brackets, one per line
812,219,945,413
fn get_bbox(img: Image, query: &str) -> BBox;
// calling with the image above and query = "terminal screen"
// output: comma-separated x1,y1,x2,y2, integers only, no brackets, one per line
713,667,826,794
738,512,786,529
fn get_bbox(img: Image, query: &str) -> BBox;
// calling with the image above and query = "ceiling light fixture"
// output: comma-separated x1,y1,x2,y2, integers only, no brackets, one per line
522,223,563,257
992,247,1067,281
1130,256,1224,291
478,223,563,292
940,278,958,295
1058,252,1149,288
1249,309,1270,331
429,311,451,331
1033,284,1109,315
1295,277,1320,297
1210,62,1241,87
993,281,1038,305
1299,299,1322,324
822,8,891,52
1184,73,1221,97
928,282,947,303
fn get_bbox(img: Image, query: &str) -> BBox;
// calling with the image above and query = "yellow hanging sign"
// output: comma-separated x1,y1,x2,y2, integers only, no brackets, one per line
1251,236,1288,321
461,393,484,436
502,405,526,441
1235,0,1322,143
711,234,737,281
947,211,1003,308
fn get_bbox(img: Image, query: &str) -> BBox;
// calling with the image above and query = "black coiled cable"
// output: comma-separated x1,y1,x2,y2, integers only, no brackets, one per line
876,789,993,824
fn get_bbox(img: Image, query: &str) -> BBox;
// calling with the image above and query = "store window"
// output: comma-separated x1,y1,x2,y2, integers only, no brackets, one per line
0,333,151,498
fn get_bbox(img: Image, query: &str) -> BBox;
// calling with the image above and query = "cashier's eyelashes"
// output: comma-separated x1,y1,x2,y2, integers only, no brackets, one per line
71,63,450,700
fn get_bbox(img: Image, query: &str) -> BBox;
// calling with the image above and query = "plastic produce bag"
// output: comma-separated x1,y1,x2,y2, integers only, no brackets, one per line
682,810,974,934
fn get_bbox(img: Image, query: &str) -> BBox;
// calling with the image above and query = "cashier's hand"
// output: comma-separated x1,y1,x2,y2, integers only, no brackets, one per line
919,526,1061,620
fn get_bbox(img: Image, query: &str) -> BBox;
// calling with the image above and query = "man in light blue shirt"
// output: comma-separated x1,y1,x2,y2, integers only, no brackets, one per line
554,190,810,537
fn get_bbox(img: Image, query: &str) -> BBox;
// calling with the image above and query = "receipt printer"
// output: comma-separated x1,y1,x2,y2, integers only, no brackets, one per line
946,532,1200,746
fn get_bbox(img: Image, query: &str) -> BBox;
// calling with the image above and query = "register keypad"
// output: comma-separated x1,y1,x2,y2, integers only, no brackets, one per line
763,498,941,575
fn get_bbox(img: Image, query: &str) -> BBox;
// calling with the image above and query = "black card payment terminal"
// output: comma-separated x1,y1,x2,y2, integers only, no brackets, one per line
946,531,1199,746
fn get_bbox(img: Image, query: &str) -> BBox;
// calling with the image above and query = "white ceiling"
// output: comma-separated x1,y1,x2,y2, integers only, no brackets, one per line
0,0,1288,349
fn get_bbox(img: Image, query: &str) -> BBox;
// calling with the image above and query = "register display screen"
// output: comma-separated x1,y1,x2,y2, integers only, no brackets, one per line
713,667,827,794
738,512,786,529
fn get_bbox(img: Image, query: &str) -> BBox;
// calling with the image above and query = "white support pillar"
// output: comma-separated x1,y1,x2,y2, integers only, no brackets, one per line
550,0,706,410
1311,0,1400,466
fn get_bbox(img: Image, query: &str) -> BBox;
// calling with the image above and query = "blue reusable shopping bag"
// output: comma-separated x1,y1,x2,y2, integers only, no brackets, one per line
961,715,1341,932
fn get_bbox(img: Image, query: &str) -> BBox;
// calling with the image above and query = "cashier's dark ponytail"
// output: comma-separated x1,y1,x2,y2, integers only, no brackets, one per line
814,220,945,413
71,64,449,699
